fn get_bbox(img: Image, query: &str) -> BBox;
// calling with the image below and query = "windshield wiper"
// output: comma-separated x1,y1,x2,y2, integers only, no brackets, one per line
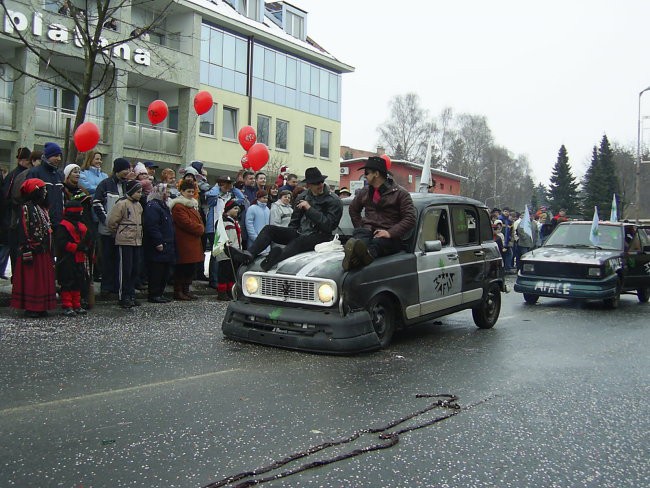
570,244,603,250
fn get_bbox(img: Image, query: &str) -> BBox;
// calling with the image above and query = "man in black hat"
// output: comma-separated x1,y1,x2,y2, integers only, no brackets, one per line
343,156,416,271
227,167,343,271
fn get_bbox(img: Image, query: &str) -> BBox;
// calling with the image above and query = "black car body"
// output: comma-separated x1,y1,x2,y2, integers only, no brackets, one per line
222,193,505,353
514,221,650,307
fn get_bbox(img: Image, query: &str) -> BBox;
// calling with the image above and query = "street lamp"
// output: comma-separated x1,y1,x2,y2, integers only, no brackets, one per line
635,86,650,223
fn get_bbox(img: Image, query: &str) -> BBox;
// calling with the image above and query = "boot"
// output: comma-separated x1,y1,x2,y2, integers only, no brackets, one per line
184,279,198,300
174,282,191,301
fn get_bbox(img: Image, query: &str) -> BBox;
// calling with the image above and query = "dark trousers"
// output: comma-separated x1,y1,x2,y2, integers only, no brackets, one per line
117,245,139,301
352,227,404,258
148,261,171,298
248,225,332,262
99,234,118,293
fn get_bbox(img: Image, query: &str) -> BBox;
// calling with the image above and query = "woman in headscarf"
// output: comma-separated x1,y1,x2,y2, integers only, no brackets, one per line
10,178,57,317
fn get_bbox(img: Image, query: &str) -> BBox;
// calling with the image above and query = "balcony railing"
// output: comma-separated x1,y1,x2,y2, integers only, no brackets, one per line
34,106,106,140
124,122,180,154
0,98,15,129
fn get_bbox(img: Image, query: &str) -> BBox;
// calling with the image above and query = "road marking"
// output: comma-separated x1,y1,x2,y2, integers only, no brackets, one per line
0,368,242,416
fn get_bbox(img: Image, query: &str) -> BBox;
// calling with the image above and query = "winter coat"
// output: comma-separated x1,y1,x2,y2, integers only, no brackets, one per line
1,164,29,236
289,185,343,237
143,198,176,263
349,179,416,240
216,215,242,262
27,161,65,228
169,195,204,264
79,166,109,199
270,200,293,227
107,197,143,246
54,218,88,288
93,175,126,236
246,201,270,244
205,185,245,234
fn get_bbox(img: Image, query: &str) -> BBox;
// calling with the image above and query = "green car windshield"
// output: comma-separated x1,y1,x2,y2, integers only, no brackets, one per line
545,223,622,250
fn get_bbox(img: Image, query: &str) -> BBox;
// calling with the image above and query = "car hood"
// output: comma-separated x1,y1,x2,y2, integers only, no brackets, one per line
522,247,620,265
251,250,346,281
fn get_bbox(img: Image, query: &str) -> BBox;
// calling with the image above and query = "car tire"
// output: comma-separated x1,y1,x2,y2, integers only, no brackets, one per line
523,293,539,305
472,283,501,329
604,279,622,309
367,294,396,348
637,286,650,303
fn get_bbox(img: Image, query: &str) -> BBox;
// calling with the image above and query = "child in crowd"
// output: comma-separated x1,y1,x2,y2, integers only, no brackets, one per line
107,180,143,309
215,199,242,301
55,201,90,316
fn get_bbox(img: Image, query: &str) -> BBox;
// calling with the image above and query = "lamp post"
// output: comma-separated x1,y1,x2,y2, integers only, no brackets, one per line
635,86,650,223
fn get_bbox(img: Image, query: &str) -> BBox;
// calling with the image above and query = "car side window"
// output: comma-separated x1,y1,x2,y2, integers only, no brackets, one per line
417,207,449,249
451,206,479,246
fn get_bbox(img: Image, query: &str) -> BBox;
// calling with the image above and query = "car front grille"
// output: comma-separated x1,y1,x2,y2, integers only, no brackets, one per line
527,262,591,279
260,276,316,302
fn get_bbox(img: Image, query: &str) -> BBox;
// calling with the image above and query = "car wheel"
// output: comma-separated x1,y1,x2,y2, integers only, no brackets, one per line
637,286,650,303
604,279,622,309
366,294,396,348
523,293,539,305
472,283,501,329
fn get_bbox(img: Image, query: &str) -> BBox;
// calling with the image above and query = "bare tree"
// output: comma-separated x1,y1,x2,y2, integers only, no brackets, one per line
0,0,175,161
377,93,434,163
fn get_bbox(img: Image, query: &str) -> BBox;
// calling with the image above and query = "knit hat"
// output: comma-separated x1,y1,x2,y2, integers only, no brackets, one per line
64,163,80,180
182,166,199,177
20,178,46,196
190,160,204,173
16,147,31,160
223,198,238,214
113,157,131,174
133,162,147,176
43,142,63,159
124,180,142,197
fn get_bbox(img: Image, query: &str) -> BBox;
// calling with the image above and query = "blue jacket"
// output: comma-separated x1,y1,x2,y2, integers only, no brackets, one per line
143,198,176,263
205,185,245,234
28,161,65,227
245,201,269,244
79,166,109,199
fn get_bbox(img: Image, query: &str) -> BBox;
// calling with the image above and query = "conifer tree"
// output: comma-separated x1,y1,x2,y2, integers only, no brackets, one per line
582,135,620,217
547,145,579,213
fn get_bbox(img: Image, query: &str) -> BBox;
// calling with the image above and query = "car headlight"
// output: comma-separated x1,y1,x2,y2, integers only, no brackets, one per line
245,275,259,294
318,283,335,303
588,267,602,277
523,263,535,273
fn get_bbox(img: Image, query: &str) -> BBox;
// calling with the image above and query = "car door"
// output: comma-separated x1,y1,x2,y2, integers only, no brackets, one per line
624,225,650,288
409,205,462,320
449,204,487,304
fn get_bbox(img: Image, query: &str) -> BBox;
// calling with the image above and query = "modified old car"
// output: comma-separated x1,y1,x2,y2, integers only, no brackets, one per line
514,221,650,307
221,194,505,354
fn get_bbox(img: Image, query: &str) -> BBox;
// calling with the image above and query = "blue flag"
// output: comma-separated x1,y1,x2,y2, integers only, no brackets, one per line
589,206,600,246
610,194,617,222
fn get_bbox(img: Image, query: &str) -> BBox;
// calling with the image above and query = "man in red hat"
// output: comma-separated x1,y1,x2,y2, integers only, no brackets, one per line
343,156,416,271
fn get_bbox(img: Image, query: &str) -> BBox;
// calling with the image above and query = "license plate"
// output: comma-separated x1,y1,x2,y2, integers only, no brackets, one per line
534,281,571,295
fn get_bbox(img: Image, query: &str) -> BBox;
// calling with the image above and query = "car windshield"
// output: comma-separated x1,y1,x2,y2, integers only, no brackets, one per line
544,223,622,250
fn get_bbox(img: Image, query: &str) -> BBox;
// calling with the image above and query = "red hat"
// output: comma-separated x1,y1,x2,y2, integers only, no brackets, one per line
20,178,46,196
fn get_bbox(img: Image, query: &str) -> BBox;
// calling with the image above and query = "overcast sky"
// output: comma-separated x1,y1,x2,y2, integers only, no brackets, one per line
294,0,650,184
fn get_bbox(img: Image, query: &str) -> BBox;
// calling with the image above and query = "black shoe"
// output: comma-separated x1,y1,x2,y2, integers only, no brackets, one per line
261,247,283,272
0,275,7,280
225,245,253,265
25,310,42,318
62,308,76,317
148,296,168,304
160,296,172,303
119,300,133,309
74,307,87,315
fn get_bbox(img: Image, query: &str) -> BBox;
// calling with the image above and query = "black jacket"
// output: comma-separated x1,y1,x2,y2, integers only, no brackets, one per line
290,185,343,236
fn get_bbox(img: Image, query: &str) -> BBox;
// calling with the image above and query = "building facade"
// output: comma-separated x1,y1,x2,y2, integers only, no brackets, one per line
0,0,353,184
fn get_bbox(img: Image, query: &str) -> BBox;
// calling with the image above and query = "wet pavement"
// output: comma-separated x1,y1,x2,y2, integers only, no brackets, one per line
0,275,648,487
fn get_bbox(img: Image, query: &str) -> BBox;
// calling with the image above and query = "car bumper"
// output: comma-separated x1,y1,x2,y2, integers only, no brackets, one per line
221,300,381,354
513,274,619,299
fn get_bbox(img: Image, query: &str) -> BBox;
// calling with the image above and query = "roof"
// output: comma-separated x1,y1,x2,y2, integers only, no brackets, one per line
341,157,468,181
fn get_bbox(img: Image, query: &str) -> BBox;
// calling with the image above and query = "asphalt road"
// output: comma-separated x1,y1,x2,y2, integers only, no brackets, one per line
0,278,648,488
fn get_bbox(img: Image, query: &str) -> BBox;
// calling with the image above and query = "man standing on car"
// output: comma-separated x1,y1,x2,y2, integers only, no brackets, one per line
343,156,416,271
226,167,342,271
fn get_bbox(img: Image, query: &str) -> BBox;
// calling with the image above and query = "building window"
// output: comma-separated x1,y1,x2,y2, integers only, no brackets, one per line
168,107,179,131
276,119,288,151
200,104,216,136
320,130,331,159
200,23,248,95
304,126,315,155
440,183,444,190
240,0,260,21
223,106,237,140
257,114,270,146
286,10,304,39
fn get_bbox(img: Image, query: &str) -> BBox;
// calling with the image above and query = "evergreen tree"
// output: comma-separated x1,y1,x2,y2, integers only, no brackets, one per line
582,135,620,217
547,145,579,214
582,146,602,216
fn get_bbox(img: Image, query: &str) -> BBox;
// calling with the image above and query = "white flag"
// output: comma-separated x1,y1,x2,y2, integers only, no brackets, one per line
589,206,600,246
521,204,532,238
610,194,617,222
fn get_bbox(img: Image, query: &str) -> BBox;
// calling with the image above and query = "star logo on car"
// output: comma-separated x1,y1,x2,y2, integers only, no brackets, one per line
281,281,291,297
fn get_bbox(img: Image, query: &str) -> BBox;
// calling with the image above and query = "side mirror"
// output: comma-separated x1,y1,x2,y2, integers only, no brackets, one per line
424,240,443,253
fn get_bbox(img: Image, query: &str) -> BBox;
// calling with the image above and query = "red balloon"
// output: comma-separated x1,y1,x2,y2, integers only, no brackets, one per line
238,126,257,151
73,121,100,152
147,99,168,125
241,154,250,169
193,91,213,115
380,154,392,170
247,143,269,172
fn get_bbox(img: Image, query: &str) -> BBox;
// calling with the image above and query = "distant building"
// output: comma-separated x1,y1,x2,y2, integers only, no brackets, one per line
339,145,466,195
